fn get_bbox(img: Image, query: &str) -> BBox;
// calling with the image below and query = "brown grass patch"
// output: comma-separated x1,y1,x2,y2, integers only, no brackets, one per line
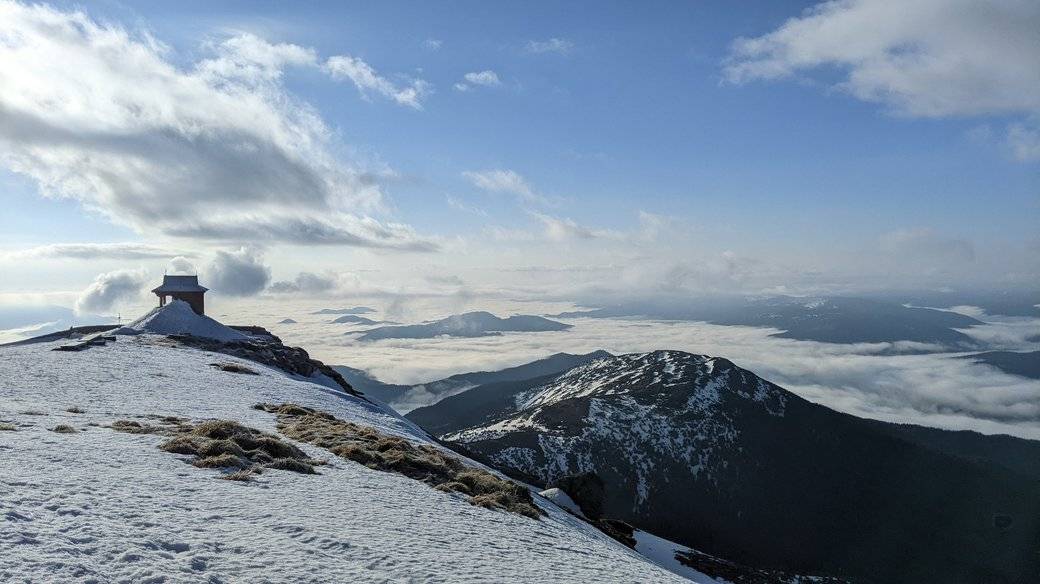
51,424,77,434
255,402,542,519
111,416,319,481
209,362,259,375
21,410,45,416
219,468,258,482
66,406,86,414
0,422,17,431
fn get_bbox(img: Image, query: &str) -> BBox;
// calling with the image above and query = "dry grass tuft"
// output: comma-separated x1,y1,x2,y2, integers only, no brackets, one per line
112,419,163,435
51,424,77,434
266,457,318,474
21,410,45,416
255,402,543,519
0,422,17,431
210,362,259,375
66,406,86,414
194,453,249,469
111,415,319,481
219,468,258,482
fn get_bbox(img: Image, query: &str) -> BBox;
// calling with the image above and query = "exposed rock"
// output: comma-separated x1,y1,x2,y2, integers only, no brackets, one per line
168,333,364,400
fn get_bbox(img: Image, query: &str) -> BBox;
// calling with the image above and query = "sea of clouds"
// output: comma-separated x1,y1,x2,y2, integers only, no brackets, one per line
213,296,1040,439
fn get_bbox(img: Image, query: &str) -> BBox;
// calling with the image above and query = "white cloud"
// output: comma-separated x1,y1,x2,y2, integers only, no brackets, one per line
464,70,501,86
0,2,437,250
309,309,1040,438
445,195,488,217
636,211,673,242
462,169,547,205
5,242,193,261
724,0,1040,160
206,247,271,297
479,213,621,244
453,70,501,92
531,212,612,242
879,228,975,263
324,55,431,109
168,256,196,275
1007,120,1040,161
423,38,442,51
425,274,465,286
268,271,338,294
75,268,148,314
198,32,317,81
524,38,574,55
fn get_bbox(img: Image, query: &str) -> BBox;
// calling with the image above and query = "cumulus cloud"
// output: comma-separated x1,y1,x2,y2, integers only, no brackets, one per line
324,55,431,109
74,268,148,314
523,38,574,55
453,70,501,92
167,256,196,275
5,242,193,261
462,169,547,205
268,271,338,294
724,0,1040,160
206,247,271,297
0,2,436,250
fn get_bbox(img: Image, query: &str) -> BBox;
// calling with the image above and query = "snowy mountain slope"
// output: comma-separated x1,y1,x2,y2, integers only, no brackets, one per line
0,312,692,582
435,350,1040,584
445,351,786,505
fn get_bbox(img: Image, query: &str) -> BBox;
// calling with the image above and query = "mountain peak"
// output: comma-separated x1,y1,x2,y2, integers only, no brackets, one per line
514,350,786,417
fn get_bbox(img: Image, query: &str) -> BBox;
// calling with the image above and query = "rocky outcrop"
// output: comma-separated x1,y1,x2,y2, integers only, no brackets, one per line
169,331,364,400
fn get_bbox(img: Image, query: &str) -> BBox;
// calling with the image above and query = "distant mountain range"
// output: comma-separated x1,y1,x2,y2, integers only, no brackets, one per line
334,351,609,413
556,296,983,346
353,311,572,342
962,350,1040,380
411,350,1040,583
312,307,375,315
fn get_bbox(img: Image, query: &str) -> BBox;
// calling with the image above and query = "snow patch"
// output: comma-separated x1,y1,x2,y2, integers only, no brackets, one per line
633,529,726,584
538,488,586,518
115,300,247,342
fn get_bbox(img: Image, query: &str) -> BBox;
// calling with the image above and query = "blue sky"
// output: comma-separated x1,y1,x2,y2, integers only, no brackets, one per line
0,0,1036,311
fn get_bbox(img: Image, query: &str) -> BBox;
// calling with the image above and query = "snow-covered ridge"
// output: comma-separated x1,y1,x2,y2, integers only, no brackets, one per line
516,350,786,414
0,317,690,582
518,351,718,409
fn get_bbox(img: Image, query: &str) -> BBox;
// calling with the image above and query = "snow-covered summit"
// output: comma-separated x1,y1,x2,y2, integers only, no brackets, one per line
515,350,787,414
115,299,247,342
